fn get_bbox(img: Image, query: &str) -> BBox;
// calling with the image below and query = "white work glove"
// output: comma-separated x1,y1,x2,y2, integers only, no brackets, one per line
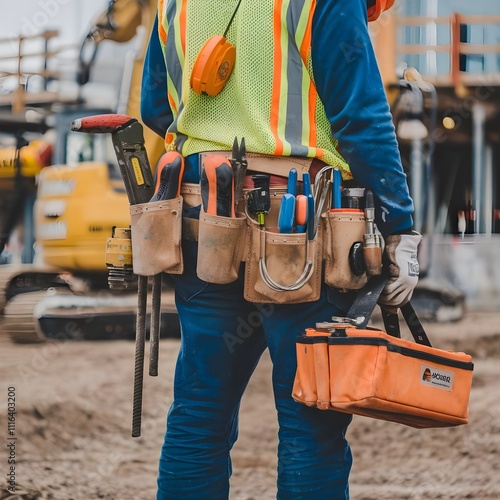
379,231,422,312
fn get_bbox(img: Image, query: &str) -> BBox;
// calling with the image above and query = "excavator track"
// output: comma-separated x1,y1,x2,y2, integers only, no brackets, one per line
0,265,25,313
2,290,55,343
1,286,179,343
0,264,70,343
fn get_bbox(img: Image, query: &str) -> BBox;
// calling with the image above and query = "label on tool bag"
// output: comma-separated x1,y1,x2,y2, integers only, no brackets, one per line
420,365,454,391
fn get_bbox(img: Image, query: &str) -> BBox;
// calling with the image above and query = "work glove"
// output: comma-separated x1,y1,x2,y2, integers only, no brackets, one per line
379,231,422,312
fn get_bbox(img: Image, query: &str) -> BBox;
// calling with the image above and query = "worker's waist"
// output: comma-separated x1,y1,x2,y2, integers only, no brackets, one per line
180,153,326,241
200,151,315,177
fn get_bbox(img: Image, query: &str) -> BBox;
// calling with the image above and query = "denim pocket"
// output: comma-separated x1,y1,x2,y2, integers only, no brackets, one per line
172,240,209,302
171,204,208,302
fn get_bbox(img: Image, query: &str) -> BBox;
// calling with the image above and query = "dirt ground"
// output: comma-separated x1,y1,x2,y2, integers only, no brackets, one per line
0,309,499,500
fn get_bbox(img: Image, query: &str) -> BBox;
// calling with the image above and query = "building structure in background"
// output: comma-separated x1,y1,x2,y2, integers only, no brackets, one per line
372,0,500,310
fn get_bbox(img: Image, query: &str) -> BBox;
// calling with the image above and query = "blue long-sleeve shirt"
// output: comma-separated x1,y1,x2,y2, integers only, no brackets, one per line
141,1,414,236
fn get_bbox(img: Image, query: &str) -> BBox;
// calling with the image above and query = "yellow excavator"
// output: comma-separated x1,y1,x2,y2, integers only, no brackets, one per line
0,0,178,342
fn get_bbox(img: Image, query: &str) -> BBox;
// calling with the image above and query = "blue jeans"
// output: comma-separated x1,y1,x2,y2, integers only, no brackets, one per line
157,240,354,499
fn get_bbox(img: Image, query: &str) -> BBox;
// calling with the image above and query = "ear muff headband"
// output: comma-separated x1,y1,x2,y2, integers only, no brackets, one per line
367,0,395,22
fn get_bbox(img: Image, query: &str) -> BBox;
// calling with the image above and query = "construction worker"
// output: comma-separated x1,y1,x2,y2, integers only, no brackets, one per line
141,1,420,498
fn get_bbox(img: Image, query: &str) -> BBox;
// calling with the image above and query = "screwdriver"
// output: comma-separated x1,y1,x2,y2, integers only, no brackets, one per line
288,168,298,197
201,155,235,217
295,194,308,233
150,151,184,202
278,193,295,233
363,190,382,276
306,193,315,240
302,172,312,198
332,168,342,209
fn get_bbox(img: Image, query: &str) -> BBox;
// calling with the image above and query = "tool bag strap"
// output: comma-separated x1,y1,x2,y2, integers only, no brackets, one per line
346,275,432,347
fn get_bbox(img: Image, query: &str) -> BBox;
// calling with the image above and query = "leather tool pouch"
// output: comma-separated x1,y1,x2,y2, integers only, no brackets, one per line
243,217,322,304
130,197,184,276
241,186,320,302
196,210,248,284
292,276,474,429
322,210,368,290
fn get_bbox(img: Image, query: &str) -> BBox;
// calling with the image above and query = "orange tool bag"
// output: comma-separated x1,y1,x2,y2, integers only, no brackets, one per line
292,276,474,428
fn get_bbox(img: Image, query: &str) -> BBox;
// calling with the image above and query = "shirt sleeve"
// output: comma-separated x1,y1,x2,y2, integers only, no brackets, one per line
311,0,414,236
140,14,173,138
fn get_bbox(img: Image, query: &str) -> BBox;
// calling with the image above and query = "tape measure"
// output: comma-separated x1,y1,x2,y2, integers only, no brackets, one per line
190,35,236,96
190,0,242,96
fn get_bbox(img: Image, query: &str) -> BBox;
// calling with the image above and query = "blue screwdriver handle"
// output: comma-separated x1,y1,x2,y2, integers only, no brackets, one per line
278,193,296,233
302,172,312,198
332,168,342,209
288,168,297,197
306,193,315,240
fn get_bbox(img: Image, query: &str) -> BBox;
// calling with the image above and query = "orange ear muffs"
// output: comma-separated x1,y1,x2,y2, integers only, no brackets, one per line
190,35,236,96
367,0,395,22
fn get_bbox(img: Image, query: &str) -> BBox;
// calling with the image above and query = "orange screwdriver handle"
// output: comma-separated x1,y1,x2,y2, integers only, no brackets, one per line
151,151,185,201
201,155,235,217
295,194,308,233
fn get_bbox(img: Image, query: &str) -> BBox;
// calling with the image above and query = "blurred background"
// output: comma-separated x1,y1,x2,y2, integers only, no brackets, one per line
0,0,136,105
371,0,500,315
0,0,172,344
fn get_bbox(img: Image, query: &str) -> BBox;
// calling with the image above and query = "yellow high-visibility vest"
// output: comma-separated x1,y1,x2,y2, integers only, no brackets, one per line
157,0,350,178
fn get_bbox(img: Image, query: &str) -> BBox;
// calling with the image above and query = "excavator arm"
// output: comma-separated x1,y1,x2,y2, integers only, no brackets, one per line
78,0,147,85
77,0,164,167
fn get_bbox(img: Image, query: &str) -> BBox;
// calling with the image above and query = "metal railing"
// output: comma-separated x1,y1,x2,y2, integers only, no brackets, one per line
397,14,500,92
0,30,76,112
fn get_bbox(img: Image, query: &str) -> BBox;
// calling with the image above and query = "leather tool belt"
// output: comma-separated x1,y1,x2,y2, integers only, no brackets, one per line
129,155,379,304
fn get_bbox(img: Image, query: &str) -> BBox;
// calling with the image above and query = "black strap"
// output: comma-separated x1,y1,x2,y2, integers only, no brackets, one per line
381,309,401,339
401,302,431,346
346,276,432,347
346,274,387,328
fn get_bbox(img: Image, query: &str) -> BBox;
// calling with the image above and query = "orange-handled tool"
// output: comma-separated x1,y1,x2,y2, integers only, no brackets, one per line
148,151,185,383
150,151,184,202
295,194,308,233
201,155,235,217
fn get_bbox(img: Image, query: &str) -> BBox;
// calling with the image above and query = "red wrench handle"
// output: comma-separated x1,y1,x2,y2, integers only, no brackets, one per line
71,114,136,134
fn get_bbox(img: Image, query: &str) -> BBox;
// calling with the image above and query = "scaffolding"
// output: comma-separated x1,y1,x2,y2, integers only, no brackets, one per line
0,30,79,113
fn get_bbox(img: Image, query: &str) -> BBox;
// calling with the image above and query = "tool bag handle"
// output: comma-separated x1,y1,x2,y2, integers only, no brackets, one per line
345,275,432,347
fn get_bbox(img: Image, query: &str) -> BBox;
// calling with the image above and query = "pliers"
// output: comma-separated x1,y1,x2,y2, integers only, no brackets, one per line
230,137,248,210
